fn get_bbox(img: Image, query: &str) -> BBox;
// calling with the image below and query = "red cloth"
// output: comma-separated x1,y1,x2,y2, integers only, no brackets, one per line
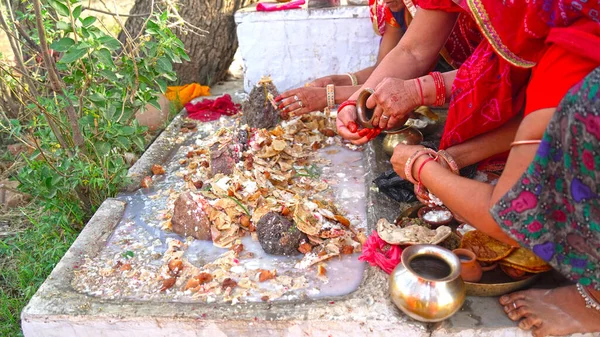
184,94,240,122
368,0,401,36
358,231,402,274
416,0,600,150
525,20,600,115
256,0,305,11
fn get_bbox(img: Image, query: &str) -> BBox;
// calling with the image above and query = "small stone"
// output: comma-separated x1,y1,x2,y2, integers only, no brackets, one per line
141,176,152,188
170,192,211,240
151,164,165,175
256,212,307,256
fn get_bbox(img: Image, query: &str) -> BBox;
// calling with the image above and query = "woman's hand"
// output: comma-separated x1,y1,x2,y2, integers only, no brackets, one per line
336,105,372,145
390,144,426,179
276,87,327,116
367,77,421,130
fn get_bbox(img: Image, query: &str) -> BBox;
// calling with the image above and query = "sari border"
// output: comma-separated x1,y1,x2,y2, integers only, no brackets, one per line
466,0,536,68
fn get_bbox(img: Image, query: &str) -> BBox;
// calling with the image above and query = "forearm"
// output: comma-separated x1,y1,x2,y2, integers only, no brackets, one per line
413,157,519,246
351,9,459,100
353,66,375,85
333,85,361,104
445,115,522,168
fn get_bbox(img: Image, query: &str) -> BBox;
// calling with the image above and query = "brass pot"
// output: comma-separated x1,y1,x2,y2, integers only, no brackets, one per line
382,127,423,156
389,244,466,322
356,89,408,130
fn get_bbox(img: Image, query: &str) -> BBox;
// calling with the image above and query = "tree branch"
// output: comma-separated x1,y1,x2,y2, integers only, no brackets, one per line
32,0,86,151
83,6,151,17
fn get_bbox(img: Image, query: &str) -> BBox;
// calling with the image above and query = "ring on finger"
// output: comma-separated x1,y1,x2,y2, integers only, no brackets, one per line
381,115,390,120
294,95,299,101
513,302,517,310
298,101,303,108
290,108,302,117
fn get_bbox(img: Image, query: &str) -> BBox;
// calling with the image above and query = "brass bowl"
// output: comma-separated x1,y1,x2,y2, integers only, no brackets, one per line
382,127,423,156
389,244,466,322
356,89,409,130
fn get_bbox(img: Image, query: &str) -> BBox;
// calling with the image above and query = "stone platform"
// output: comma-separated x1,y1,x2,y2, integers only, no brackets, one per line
21,87,594,337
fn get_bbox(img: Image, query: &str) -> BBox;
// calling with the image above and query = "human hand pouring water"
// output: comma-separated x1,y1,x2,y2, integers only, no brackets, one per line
336,86,414,145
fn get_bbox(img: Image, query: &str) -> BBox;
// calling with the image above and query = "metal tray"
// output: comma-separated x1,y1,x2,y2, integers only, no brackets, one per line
397,203,542,297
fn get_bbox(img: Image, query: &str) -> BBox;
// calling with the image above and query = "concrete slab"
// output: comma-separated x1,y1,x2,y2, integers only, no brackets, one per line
21,83,426,336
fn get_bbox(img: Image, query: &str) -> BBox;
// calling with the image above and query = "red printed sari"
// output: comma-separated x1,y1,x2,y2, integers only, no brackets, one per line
415,0,600,150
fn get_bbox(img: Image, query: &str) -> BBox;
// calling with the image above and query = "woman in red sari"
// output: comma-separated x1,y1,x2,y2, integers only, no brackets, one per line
274,0,480,116
336,1,600,336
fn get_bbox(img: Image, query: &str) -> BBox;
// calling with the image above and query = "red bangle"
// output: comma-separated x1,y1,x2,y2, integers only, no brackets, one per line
404,148,437,184
415,79,424,106
416,156,436,199
337,100,356,113
417,156,436,183
429,72,446,106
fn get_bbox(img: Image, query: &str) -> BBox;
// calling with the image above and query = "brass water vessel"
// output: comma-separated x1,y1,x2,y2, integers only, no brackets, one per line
382,127,423,156
389,244,466,322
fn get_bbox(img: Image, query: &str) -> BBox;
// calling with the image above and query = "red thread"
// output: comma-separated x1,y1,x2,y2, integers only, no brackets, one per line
415,79,424,106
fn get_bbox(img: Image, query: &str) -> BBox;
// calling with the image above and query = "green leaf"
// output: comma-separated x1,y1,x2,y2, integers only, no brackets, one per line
177,47,190,62
49,37,75,52
115,136,130,149
94,48,114,67
122,250,134,259
98,36,121,50
103,104,117,120
120,126,135,136
156,78,167,93
82,16,96,27
60,46,88,63
148,97,161,111
99,69,118,82
96,142,110,156
156,56,172,73
56,21,72,32
132,136,145,151
72,5,82,19
88,93,106,104
47,0,69,16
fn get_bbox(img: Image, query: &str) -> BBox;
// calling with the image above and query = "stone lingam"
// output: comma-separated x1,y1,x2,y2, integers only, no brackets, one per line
242,76,281,129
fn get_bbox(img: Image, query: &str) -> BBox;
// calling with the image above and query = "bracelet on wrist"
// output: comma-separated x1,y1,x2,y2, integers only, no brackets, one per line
429,72,446,106
326,84,335,108
437,150,459,175
404,148,437,184
345,73,358,86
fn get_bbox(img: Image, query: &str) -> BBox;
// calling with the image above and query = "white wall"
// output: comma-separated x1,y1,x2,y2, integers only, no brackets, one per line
235,5,379,93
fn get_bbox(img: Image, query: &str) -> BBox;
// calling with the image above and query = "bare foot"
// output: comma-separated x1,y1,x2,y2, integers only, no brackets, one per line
499,286,600,337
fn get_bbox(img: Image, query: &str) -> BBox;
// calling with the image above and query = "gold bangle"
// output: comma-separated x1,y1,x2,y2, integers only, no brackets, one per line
326,84,335,108
510,140,541,147
346,73,358,86
437,150,460,175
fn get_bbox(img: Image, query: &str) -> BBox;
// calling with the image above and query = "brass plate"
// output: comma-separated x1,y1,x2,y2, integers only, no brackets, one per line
398,203,542,297
465,268,541,297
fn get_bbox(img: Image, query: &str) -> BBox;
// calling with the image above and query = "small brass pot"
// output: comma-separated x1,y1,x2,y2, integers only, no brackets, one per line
389,244,466,322
356,89,409,130
382,127,423,156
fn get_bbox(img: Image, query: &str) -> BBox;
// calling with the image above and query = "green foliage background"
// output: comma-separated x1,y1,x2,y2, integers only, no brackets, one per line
0,0,188,335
